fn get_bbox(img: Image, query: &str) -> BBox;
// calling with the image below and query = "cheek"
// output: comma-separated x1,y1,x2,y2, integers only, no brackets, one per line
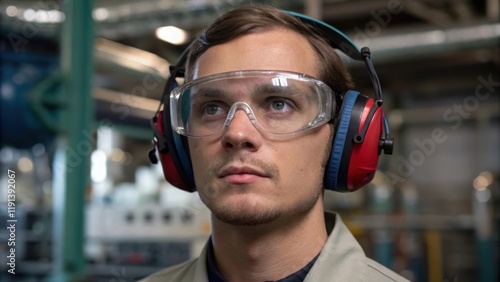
292,147,325,174
277,136,330,181
188,141,213,179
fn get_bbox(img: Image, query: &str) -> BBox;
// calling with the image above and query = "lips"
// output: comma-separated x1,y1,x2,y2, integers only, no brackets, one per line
219,166,268,184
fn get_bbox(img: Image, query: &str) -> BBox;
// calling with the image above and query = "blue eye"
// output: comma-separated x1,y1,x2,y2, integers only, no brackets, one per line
271,100,286,111
201,102,228,119
204,104,223,115
268,98,294,113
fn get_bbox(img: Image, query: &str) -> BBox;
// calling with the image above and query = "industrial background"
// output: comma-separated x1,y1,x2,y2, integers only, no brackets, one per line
0,0,499,281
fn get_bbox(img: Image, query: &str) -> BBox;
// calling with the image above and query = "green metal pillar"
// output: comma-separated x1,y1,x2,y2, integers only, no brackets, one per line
51,1,95,281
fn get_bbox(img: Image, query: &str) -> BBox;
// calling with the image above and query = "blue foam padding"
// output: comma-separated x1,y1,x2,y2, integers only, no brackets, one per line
324,91,359,191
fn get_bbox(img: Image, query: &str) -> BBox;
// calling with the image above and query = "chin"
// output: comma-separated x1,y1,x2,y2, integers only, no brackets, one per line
210,196,282,226
213,207,282,226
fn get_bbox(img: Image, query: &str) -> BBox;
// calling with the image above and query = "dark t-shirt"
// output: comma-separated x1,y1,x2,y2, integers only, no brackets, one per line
206,237,320,282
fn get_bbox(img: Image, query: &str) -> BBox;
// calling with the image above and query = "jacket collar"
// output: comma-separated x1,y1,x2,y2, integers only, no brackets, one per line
304,212,367,282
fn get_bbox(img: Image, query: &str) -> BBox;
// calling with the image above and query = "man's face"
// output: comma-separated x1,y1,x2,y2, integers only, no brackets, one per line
188,29,333,226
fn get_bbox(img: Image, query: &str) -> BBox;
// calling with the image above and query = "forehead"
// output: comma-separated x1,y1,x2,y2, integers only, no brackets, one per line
192,29,320,80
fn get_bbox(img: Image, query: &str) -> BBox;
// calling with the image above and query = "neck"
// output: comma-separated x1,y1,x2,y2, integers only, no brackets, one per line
210,198,327,282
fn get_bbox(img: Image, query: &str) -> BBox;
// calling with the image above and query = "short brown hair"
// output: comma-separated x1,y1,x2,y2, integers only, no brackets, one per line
185,5,354,114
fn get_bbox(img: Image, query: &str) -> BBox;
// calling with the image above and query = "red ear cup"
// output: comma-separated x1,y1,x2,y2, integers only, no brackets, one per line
153,111,194,191
346,98,383,191
325,91,386,192
157,149,188,190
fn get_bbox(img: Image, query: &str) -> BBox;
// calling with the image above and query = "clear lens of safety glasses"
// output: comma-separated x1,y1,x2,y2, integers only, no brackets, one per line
170,70,336,138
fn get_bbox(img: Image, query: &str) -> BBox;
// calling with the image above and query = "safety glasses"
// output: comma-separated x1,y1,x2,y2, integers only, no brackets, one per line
170,70,336,138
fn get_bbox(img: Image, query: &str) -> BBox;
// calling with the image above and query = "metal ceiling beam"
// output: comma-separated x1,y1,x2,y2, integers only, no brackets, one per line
487,0,500,20
93,0,297,39
404,1,455,27
451,0,475,22
323,0,393,21
305,0,323,20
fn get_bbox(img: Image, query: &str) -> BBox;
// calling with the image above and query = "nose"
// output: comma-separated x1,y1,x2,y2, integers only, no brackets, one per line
220,109,262,151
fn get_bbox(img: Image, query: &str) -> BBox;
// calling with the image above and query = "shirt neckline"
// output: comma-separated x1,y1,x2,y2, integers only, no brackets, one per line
206,237,320,282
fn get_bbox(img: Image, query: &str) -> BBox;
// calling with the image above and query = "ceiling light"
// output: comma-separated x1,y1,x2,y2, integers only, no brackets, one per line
23,9,36,22
156,26,188,45
18,157,33,173
6,6,18,17
35,10,48,23
93,8,109,21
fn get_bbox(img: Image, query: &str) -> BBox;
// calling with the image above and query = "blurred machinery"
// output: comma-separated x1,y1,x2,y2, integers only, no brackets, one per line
1,46,60,149
84,203,210,280
0,207,53,280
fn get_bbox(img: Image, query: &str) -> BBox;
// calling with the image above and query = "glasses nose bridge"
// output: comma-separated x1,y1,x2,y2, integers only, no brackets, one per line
224,101,259,127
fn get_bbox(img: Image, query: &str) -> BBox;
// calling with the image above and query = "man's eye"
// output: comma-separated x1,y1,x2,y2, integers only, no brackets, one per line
203,104,224,115
271,100,286,111
268,98,294,112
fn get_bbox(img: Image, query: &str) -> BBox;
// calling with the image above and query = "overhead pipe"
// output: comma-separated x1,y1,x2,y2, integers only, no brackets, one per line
362,23,500,62
388,102,499,129
94,38,170,82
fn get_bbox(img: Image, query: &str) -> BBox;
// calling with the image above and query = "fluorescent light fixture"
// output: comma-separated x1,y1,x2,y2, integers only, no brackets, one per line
91,150,107,183
93,8,109,21
23,8,36,22
156,26,188,45
6,6,18,17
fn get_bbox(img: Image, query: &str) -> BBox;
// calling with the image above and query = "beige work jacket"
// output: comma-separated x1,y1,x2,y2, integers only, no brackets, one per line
139,212,409,282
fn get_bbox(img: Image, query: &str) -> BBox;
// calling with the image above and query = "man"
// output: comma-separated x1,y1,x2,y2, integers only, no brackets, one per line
143,5,407,282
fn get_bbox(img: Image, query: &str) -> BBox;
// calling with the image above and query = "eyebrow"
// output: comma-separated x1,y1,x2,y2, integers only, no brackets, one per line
190,87,231,101
252,84,316,105
253,83,311,97
189,83,314,101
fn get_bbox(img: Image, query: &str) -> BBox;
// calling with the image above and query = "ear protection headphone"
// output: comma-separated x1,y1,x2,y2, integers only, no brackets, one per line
149,10,394,193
